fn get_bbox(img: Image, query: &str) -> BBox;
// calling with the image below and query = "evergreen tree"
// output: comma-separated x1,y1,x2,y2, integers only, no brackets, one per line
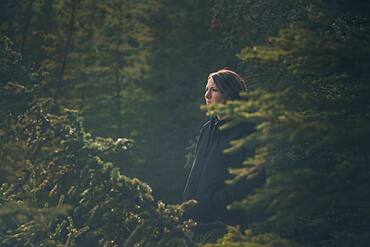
205,0,370,246
0,37,194,246
0,0,161,192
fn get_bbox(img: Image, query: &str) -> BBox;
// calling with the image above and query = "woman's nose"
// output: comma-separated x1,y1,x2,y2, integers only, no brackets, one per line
205,90,211,98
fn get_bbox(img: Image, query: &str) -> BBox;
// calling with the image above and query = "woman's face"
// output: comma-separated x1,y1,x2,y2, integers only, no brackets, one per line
204,76,226,105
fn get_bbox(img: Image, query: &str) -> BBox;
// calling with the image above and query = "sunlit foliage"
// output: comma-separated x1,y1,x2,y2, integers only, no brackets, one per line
206,1,370,246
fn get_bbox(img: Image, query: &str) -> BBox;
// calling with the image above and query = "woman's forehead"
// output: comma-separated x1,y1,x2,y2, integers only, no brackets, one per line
206,76,215,85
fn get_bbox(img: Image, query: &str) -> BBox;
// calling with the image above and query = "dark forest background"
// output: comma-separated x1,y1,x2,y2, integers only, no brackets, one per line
1,0,370,246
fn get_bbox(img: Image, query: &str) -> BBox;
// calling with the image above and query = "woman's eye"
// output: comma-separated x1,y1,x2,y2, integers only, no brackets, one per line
205,87,218,92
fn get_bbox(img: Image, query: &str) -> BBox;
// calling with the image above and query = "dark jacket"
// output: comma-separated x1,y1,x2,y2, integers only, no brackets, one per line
182,117,265,226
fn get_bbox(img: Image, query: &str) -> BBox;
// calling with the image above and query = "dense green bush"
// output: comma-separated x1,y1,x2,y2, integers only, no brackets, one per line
0,36,194,247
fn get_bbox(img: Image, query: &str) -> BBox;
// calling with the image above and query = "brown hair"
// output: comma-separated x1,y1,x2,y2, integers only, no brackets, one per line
209,68,247,100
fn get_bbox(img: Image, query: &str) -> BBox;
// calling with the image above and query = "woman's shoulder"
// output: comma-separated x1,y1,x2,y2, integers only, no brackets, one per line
222,119,255,130
226,121,256,138
199,118,255,136
239,121,256,133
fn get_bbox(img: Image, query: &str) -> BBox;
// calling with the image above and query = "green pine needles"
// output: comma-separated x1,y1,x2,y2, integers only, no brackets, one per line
205,1,370,246
0,36,194,247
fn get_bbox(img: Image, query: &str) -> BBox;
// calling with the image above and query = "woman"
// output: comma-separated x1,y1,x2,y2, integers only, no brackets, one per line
182,68,266,228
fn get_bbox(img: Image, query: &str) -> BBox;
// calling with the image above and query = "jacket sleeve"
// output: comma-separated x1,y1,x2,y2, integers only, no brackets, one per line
182,166,266,223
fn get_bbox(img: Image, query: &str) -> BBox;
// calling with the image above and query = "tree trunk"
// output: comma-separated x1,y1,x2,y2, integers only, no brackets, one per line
114,40,124,136
20,0,35,59
57,0,77,86
113,5,125,136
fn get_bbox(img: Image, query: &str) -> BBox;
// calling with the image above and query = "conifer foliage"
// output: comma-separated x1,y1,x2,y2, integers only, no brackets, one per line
206,0,370,246
2,0,370,246
0,37,193,247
